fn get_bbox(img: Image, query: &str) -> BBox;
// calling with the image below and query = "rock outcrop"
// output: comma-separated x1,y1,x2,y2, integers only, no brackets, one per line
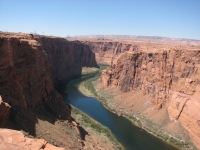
101,49,200,149
0,129,64,150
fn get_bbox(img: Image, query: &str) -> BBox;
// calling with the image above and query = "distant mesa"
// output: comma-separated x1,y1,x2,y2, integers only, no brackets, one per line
66,35,200,46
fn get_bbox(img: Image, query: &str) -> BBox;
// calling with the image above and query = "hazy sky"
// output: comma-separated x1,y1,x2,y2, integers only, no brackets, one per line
0,0,200,39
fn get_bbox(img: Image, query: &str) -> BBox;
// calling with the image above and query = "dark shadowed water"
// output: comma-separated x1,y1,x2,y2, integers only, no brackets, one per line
63,76,178,150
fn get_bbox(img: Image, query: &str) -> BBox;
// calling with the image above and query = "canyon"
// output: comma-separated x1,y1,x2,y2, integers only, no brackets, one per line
0,31,98,110
78,38,200,149
35,36,99,91
0,32,110,150
1,31,200,149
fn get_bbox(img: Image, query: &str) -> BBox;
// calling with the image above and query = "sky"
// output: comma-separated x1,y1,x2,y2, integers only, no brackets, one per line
0,0,200,39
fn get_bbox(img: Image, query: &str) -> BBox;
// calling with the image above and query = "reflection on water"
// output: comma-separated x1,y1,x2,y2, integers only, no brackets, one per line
63,77,178,150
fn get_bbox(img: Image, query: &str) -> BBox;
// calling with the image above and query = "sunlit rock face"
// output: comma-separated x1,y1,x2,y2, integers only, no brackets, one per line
0,33,55,109
101,49,200,149
0,32,99,150
83,41,138,65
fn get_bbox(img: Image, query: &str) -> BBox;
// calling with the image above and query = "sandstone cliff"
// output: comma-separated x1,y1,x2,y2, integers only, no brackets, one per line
0,32,99,149
101,48,200,149
82,40,178,66
83,41,136,65
0,33,55,109
0,32,98,109
36,37,99,90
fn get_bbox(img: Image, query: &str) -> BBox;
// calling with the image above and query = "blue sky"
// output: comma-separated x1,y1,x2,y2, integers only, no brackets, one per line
0,0,200,39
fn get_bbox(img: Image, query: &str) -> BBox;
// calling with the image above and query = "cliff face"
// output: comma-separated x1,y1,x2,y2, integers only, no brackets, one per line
0,32,99,149
0,33,98,109
83,41,138,65
0,33,55,109
101,49,200,148
83,41,177,66
36,37,99,90
0,96,10,127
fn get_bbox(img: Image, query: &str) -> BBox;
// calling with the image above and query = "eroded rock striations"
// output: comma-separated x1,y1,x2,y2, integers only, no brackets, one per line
101,49,200,149
82,40,177,66
0,33,55,109
36,37,99,90
83,41,137,65
80,39,200,148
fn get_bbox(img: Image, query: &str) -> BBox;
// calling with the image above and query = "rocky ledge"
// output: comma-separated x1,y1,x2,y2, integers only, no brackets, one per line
0,129,64,150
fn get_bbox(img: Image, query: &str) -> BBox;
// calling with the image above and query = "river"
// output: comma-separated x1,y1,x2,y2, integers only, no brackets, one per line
63,75,178,150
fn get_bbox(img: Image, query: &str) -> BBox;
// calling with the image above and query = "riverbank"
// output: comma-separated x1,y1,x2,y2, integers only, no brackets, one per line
71,105,123,150
78,67,197,150
65,65,123,150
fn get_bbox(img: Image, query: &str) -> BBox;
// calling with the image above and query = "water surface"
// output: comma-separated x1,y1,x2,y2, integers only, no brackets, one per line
63,76,178,150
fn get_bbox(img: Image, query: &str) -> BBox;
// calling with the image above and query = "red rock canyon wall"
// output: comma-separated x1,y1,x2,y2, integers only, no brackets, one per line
101,49,200,148
0,32,98,109
36,37,99,90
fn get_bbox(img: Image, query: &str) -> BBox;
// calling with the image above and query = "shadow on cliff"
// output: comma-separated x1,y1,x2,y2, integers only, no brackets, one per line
5,105,39,136
5,100,89,143
5,99,69,137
